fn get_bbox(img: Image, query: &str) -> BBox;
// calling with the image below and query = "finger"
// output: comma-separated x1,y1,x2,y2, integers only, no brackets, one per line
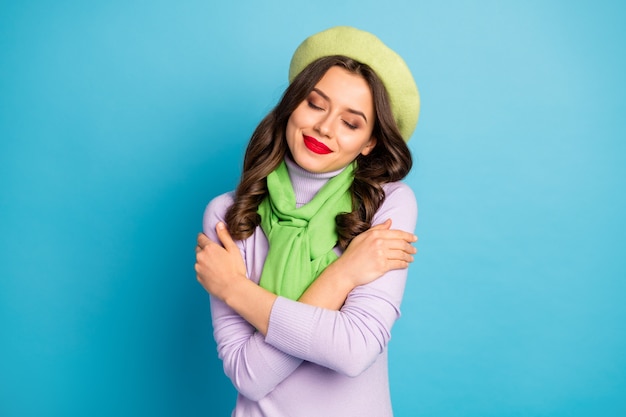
406,242,418,254
216,222,238,252
386,259,411,271
385,248,415,262
390,230,417,242
393,240,418,254
197,232,211,247
370,219,392,230
375,229,418,242
384,241,417,256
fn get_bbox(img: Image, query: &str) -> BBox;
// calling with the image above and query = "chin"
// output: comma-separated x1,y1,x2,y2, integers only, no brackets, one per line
290,151,321,172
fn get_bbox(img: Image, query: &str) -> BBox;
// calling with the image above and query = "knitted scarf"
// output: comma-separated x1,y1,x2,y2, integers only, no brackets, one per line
257,160,354,300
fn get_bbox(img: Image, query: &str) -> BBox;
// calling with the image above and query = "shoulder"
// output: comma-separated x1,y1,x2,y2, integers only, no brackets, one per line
382,182,417,206
202,191,235,237
372,182,418,232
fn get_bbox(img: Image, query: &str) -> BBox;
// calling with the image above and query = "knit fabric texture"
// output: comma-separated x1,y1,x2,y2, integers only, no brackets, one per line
288,26,420,141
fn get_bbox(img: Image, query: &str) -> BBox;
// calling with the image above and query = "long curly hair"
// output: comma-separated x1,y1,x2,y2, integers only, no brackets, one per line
225,55,412,249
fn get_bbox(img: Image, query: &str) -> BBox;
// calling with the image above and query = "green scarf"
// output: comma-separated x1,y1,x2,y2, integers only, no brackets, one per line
257,160,355,300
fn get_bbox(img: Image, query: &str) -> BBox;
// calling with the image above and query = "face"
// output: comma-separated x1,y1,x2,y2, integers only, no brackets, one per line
285,65,377,173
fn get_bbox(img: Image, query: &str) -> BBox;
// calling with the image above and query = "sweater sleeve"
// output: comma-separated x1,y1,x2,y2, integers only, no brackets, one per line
264,182,418,377
203,194,303,401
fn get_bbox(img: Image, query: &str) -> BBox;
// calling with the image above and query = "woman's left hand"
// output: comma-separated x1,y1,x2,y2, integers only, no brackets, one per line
195,222,247,301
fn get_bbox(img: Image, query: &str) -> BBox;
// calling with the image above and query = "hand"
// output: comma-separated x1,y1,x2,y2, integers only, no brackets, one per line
335,219,417,288
195,222,248,301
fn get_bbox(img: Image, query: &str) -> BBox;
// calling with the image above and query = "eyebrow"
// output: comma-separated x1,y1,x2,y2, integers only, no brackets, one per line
312,88,368,122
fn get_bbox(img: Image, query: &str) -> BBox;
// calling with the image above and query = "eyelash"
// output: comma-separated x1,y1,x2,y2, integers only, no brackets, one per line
308,101,358,130
308,101,323,111
343,121,357,130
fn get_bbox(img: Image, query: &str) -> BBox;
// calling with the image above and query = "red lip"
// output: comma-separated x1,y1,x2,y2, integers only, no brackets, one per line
303,135,332,154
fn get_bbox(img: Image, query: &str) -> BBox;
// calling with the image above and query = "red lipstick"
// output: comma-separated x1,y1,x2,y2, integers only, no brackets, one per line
303,135,332,154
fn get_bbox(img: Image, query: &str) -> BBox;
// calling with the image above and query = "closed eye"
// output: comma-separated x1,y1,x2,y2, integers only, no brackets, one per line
343,120,358,130
308,101,324,111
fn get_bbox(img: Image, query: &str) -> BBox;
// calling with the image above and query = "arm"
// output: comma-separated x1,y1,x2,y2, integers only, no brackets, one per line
199,199,417,331
298,218,417,310
198,194,301,401
197,215,415,395
197,184,417,381
208,294,300,401
263,183,418,377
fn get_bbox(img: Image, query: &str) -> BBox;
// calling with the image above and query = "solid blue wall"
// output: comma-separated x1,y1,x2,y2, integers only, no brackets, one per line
1,1,624,416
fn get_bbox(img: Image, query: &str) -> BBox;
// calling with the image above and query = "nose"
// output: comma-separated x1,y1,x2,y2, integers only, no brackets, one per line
314,114,333,138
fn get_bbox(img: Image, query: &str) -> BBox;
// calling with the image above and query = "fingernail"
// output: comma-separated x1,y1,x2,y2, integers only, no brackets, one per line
217,222,225,230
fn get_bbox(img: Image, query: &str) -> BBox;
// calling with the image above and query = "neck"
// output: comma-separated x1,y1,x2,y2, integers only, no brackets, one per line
284,156,347,208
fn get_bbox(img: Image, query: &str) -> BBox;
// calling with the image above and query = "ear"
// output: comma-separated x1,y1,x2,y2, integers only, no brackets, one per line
360,136,377,156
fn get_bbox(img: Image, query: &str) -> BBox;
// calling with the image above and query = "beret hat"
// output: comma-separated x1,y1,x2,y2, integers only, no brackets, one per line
288,26,420,141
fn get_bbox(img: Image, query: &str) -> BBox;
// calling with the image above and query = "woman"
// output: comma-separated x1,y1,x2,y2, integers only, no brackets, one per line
195,26,420,417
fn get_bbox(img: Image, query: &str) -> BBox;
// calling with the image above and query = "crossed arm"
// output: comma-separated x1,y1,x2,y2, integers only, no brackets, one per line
194,184,418,400
195,217,416,335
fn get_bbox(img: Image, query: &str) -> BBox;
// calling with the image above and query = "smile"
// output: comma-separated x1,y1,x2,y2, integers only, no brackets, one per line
303,135,332,154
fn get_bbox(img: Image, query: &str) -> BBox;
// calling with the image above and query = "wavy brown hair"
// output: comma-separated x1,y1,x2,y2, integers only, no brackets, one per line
225,55,412,249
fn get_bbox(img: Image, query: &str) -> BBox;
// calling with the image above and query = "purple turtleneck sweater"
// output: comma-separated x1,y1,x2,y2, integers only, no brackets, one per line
202,158,418,417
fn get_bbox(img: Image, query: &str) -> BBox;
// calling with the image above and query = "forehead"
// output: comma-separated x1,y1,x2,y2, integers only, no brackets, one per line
313,66,374,113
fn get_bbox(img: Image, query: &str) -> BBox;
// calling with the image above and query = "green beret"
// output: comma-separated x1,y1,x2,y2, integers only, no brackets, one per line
288,26,420,142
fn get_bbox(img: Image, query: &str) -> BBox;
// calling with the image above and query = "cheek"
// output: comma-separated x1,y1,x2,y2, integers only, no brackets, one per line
285,115,301,154
286,110,300,134
345,137,375,158
289,106,310,127
284,121,296,143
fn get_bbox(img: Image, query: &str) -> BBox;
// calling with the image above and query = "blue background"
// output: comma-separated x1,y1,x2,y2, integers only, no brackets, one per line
1,1,625,416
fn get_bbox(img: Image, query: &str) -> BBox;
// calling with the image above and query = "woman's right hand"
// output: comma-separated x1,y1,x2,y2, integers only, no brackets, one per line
336,219,417,288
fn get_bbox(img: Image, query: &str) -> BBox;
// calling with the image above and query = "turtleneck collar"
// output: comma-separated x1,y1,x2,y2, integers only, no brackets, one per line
284,156,348,208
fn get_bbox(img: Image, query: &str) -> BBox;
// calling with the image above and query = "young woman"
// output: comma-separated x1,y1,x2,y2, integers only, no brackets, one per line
195,26,420,417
